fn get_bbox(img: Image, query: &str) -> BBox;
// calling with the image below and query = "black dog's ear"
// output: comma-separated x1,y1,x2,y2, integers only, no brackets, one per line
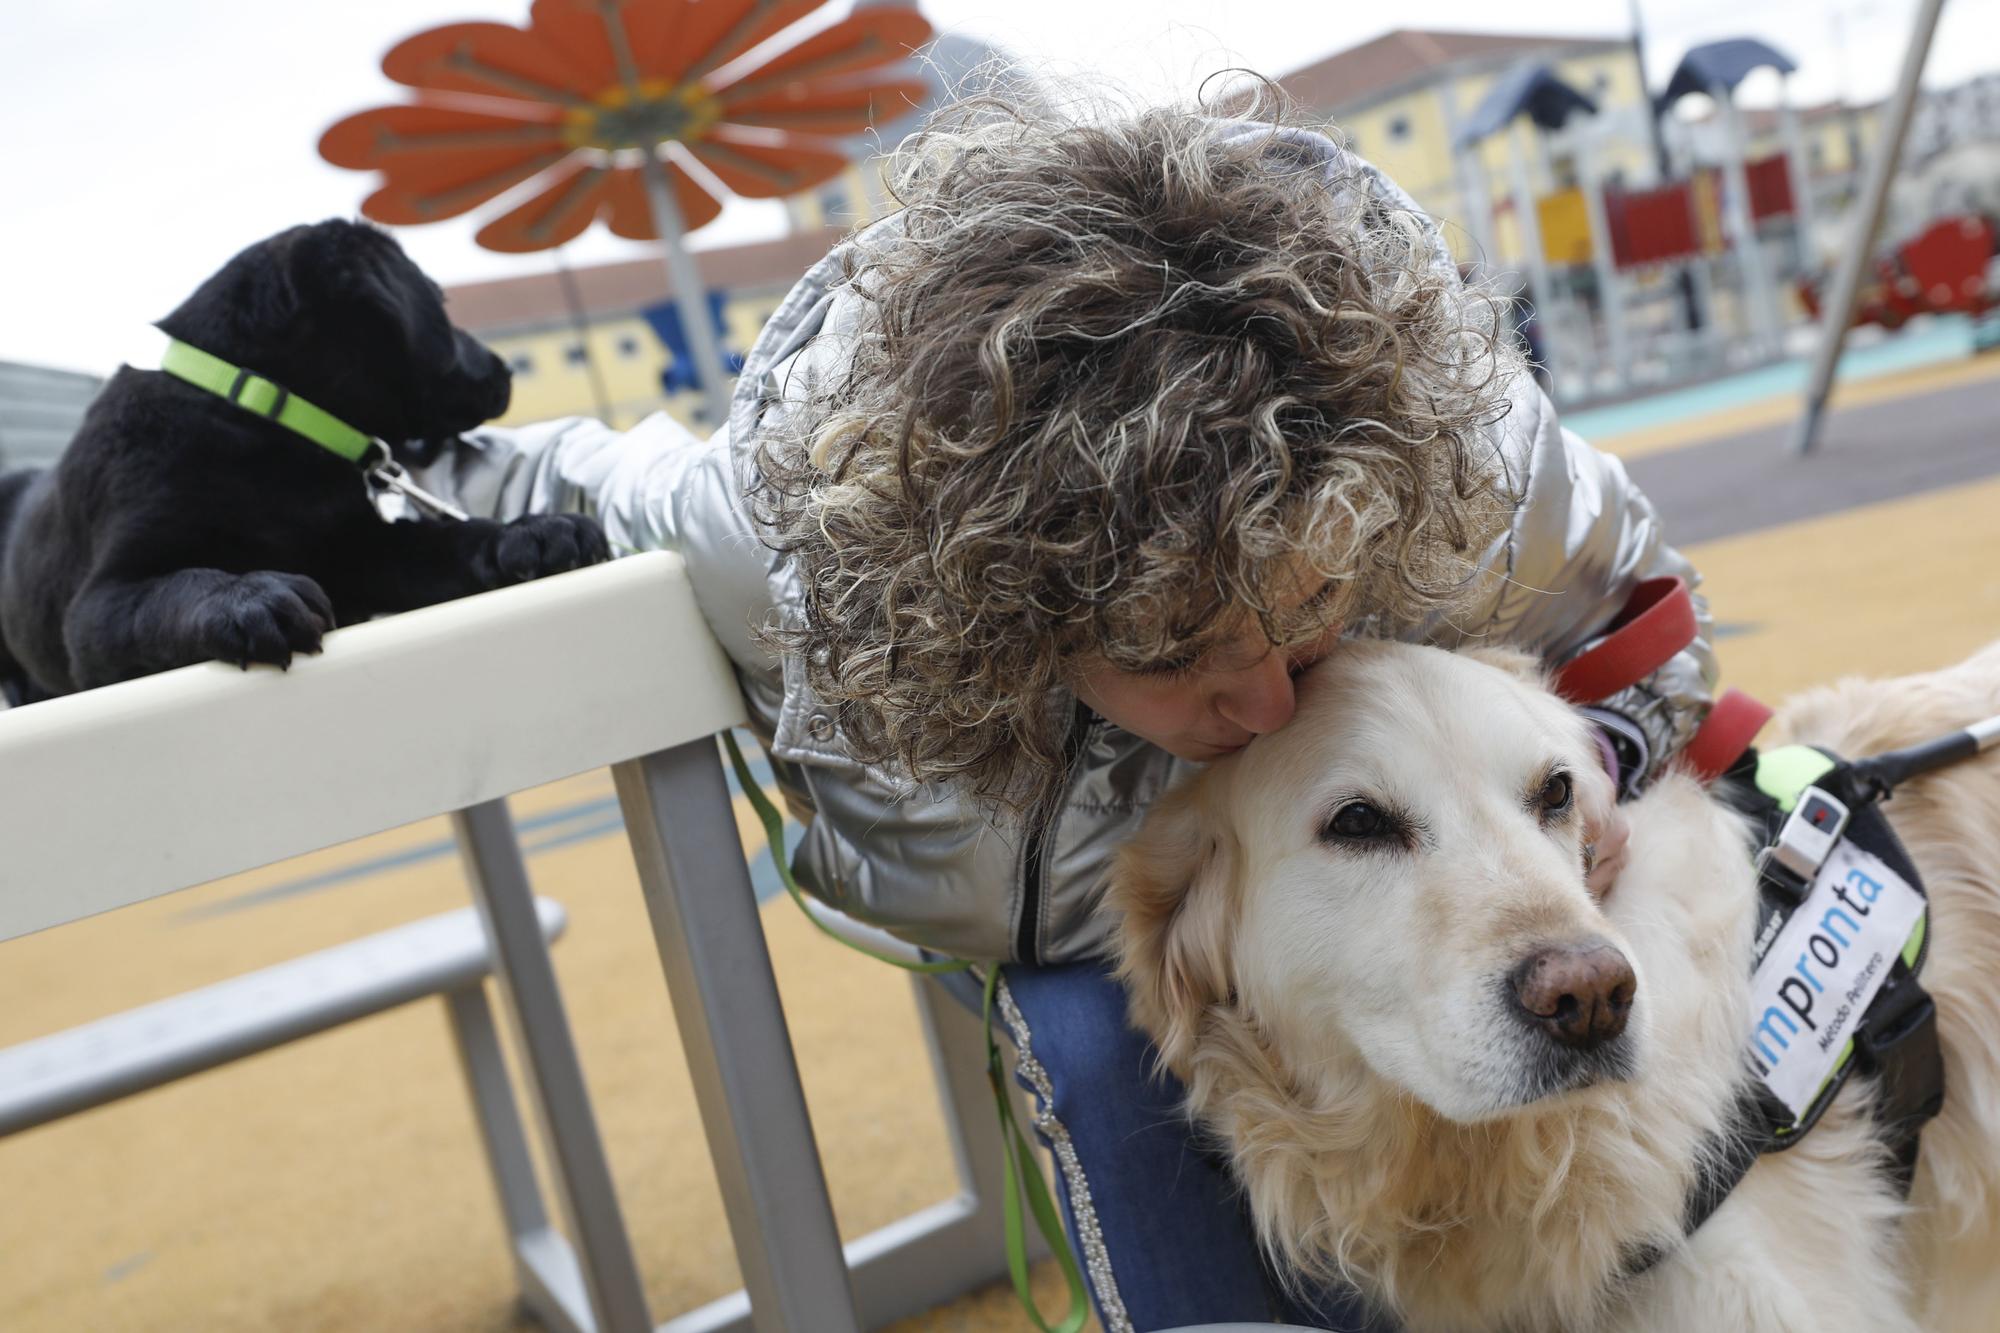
289,219,442,356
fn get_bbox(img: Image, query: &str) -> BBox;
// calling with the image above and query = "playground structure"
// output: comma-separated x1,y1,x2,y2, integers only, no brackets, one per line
1455,27,1993,408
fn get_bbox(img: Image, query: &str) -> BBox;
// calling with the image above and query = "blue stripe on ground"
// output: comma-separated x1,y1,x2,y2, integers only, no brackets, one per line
1563,317,1974,443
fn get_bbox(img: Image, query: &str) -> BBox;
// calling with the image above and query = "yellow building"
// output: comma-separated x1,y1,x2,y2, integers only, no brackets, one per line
444,227,848,434
1277,29,1656,267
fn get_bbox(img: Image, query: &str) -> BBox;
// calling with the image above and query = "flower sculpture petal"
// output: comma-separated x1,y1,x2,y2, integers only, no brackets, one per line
319,0,931,253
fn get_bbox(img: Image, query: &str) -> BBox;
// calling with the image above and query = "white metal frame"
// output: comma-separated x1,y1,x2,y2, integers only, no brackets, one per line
0,551,1023,1332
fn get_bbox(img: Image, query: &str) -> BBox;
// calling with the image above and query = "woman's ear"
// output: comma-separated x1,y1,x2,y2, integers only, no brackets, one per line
1105,774,1242,1076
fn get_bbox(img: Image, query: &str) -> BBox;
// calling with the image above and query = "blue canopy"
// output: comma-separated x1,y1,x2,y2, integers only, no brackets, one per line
1660,38,1798,107
1456,62,1599,148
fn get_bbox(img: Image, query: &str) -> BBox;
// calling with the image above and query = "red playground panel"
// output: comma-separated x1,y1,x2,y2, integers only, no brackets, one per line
1799,215,1997,330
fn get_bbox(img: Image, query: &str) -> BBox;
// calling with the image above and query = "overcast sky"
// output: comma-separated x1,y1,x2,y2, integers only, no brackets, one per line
2,0,1992,375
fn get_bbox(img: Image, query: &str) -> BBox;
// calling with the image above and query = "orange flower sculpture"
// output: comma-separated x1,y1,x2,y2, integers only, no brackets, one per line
319,0,932,253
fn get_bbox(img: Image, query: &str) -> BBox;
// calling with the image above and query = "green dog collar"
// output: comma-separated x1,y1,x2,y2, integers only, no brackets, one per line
159,338,376,464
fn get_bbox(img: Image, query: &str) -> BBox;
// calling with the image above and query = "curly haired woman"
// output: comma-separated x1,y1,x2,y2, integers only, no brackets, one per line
426,96,1714,1330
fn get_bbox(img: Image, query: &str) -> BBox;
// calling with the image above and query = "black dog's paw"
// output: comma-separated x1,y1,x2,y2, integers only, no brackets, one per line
474,514,611,588
199,571,336,670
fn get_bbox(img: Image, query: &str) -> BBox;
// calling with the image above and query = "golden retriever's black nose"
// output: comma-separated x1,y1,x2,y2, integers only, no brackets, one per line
1510,941,1635,1049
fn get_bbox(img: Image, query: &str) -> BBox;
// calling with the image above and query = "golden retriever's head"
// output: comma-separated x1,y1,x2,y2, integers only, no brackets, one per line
1109,640,1641,1123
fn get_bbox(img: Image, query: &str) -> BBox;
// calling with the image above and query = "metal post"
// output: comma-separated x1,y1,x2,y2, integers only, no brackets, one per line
453,801,653,1333
612,741,861,1333
642,152,736,429
447,984,595,1333
1574,127,1630,394
552,247,615,423
1715,86,1782,357
1780,76,1819,269
1507,117,1564,383
1438,80,1497,269
1629,0,1704,336
1793,0,1949,456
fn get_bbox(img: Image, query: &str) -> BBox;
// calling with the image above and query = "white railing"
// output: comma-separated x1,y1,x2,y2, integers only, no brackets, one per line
0,551,1021,1333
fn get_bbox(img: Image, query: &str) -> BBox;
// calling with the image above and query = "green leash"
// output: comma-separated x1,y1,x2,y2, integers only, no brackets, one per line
722,731,1091,1333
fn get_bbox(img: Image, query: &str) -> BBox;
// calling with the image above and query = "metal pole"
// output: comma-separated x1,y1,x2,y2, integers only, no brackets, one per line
1780,76,1819,270
641,151,737,429
1437,81,1497,270
552,247,615,423
453,800,654,1333
1792,0,1949,456
591,0,738,432
612,742,862,1333
1507,117,1564,386
1715,85,1782,357
1629,0,1702,331
1575,127,1630,394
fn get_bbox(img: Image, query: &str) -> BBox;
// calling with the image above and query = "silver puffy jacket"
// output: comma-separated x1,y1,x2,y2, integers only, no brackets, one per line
421,143,1716,967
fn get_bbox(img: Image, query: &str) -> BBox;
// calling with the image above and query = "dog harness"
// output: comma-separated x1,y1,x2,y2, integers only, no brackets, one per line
158,338,469,521
1613,744,1950,1280
1560,578,1973,1279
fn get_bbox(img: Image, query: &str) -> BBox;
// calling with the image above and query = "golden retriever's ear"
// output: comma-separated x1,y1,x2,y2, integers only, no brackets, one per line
1106,777,1241,1076
1460,643,1549,687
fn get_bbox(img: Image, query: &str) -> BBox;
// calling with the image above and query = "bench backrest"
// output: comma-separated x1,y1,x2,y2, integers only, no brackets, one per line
0,552,746,943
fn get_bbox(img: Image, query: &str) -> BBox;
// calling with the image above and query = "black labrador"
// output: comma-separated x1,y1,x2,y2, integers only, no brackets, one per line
0,219,607,703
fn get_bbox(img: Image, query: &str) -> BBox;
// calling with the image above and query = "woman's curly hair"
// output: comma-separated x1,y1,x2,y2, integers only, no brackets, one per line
751,86,1521,812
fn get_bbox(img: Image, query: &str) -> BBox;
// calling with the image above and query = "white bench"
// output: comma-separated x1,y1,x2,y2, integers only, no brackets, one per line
0,551,1024,1333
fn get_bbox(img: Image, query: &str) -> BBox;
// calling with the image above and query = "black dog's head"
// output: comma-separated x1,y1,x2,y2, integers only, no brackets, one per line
156,219,511,463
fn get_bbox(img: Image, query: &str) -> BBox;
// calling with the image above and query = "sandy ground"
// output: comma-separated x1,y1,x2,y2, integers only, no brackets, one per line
2,351,1997,1331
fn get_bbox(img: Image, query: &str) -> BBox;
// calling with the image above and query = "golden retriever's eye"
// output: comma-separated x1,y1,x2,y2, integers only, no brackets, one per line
1324,800,1392,841
1538,771,1573,816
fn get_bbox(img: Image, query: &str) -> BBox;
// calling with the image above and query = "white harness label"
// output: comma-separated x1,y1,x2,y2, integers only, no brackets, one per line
1746,840,1925,1119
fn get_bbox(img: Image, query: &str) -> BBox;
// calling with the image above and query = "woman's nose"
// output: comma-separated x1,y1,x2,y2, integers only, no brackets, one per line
1215,651,1297,735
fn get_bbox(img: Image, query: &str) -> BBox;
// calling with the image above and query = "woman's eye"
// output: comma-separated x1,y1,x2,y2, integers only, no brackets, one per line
1539,772,1573,815
1325,801,1389,840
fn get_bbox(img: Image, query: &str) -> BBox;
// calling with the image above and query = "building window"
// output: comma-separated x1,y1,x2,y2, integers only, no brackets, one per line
564,343,588,366
1387,115,1411,143
617,335,641,358
508,353,534,376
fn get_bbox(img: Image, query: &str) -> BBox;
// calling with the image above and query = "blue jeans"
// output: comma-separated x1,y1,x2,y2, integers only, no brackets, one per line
997,959,1395,1332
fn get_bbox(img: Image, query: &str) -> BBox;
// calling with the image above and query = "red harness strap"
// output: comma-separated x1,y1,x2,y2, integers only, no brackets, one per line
1550,576,1769,783
1679,689,1775,784
1552,577,1700,704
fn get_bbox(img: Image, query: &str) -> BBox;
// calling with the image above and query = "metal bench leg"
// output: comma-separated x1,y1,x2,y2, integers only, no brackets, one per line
671,974,1047,1331
454,800,652,1333
446,982,595,1333
612,743,861,1333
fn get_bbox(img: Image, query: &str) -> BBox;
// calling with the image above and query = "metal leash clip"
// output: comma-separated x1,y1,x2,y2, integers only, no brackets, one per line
360,440,470,523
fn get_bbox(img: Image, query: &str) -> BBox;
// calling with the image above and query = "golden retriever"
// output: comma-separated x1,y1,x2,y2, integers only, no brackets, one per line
1107,640,2000,1332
